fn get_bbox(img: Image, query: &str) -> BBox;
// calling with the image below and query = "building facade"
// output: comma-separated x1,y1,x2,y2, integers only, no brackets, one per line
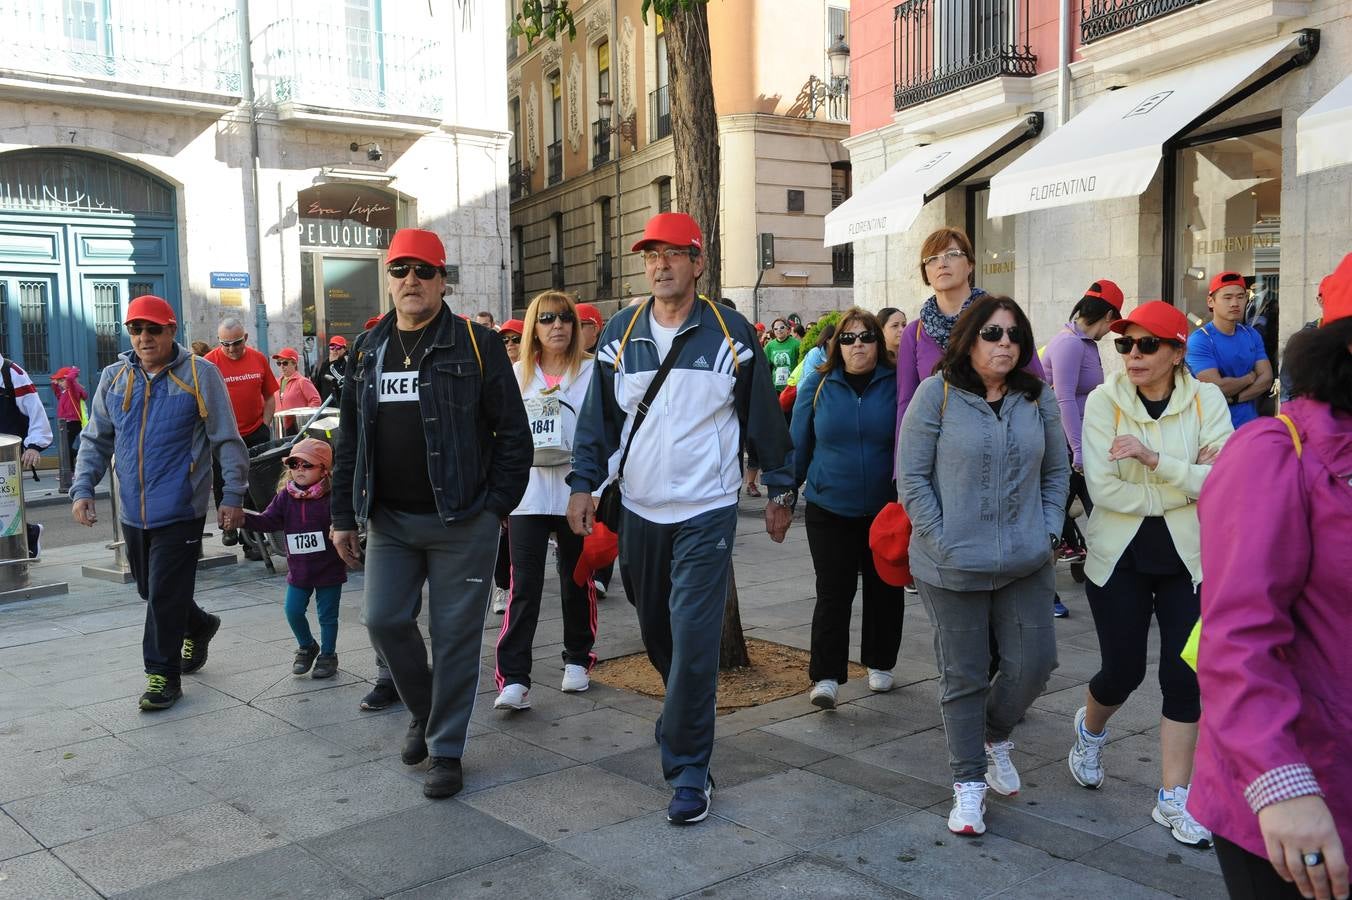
838,0,1352,350
507,0,853,324
0,0,511,435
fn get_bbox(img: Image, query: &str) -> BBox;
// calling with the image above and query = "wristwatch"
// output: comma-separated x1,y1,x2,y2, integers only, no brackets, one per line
769,489,798,511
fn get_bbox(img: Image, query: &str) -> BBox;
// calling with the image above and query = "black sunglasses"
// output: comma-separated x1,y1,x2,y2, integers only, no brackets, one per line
1113,335,1176,355
979,324,1023,343
502,333,522,345
328,343,345,350
284,459,317,470
126,323,166,336
537,311,575,325
387,263,441,280
836,330,877,346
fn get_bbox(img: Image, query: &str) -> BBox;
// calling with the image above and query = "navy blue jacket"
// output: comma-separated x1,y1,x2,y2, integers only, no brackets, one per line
791,362,897,518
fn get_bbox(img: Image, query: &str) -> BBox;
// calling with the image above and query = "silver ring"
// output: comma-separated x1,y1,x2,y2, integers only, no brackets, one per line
1304,851,1324,868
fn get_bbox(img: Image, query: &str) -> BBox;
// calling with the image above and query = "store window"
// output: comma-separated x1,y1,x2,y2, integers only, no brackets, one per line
967,184,1016,299
1173,124,1281,337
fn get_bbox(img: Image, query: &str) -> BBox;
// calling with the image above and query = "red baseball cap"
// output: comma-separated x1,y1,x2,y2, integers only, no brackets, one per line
1320,253,1352,326
631,212,703,252
575,303,603,327
500,318,525,335
869,503,913,588
1109,300,1189,343
1083,279,1125,314
283,437,332,472
387,228,446,268
272,347,300,363
364,315,382,330
1208,271,1248,295
755,322,767,333
572,522,620,586
327,335,348,348
125,295,176,326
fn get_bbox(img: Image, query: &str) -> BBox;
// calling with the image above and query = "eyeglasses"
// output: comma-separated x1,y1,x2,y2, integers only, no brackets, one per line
218,337,246,348
285,459,317,470
1113,335,1175,355
979,324,1024,343
274,358,295,366
922,249,968,267
126,323,166,336
640,247,692,264
502,333,522,345
537,311,575,325
836,331,877,346
772,323,788,331
387,263,441,280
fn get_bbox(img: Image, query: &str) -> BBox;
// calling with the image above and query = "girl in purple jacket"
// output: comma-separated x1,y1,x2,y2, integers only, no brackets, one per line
244,438,348,679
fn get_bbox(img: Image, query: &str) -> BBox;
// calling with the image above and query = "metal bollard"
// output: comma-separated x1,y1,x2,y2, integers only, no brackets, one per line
0,433,69,602
81,457,133,583
57,423,73,493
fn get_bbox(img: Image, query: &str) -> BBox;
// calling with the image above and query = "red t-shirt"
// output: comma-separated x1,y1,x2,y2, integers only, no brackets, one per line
205,345,280,435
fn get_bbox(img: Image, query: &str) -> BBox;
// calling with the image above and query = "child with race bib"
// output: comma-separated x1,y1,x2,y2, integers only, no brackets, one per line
243,438,348,679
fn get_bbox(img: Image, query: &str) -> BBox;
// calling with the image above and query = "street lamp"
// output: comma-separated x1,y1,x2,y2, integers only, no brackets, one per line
807,34,851,119
595,94,638,154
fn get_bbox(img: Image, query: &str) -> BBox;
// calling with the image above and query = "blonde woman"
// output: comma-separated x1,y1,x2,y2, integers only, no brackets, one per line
492,291,598,710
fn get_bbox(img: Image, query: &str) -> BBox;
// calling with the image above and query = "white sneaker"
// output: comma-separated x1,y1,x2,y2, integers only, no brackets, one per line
493,683,531,710
948,781,988,835
809,679,838,710
592,579,607,599
491,586,508,614
1068,706,1108,789
560,664,590,693
867,669,895,692
984,740,1021,796
903,583,918,595
1152,785,1213,847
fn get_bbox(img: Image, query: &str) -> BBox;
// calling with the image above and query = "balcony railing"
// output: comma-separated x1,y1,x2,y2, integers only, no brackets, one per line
893,0,1037,112
259,18,443,118
649,85,672,141
1080,0,1209,43
596,252,613,298
832,244,855,287
550,261,565,289
592,119,612,168
547,140,563,185
509,160,527,200
0,0,242,96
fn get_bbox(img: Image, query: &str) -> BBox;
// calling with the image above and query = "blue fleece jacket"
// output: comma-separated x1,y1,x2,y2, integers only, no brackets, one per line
791,363,897,517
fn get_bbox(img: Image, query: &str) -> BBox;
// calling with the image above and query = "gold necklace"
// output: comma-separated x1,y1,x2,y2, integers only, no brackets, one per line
396,323,431,367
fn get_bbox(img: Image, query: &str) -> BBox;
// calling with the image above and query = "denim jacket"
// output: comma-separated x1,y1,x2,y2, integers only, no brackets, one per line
330,307,532,529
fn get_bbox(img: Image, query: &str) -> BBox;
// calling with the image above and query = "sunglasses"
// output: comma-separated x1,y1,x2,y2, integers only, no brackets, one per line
836,330,877,346
537,311,575,325
284,459,317,470
126,323,166,336
979,324,1024,343
274,358,295,366
218,337,246,348
1113,335,1176,355
502,333,522,345
387,263,441,280
328,343,345,350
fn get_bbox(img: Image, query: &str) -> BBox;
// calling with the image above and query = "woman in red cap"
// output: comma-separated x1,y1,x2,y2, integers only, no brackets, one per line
50,365,88,492
271,347,321,436
1068,300,1232,847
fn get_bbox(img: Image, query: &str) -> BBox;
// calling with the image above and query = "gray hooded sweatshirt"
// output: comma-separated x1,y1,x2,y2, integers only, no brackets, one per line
898,374,1069,591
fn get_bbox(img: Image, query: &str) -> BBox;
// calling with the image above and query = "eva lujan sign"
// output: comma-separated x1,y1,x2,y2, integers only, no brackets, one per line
297,184,397,250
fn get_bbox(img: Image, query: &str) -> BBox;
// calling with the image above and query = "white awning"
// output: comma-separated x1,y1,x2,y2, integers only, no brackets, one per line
988,36,1293,218
824,118,1035,247
1297,73,1352,174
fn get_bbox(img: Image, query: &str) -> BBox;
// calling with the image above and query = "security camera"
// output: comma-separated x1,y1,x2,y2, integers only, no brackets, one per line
367,143,383,162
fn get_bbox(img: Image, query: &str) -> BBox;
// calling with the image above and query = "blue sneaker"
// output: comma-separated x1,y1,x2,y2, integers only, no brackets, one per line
667,776,715,825
1052,596,1069,618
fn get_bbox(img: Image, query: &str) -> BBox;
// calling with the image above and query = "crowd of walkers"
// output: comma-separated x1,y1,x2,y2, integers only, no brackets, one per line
66,217,1348,900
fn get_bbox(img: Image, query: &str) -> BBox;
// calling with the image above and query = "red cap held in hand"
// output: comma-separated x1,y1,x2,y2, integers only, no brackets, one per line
869,503,913,588
572,522,619,587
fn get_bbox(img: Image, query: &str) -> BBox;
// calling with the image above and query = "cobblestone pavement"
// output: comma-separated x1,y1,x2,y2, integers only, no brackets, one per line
0,499,1224,898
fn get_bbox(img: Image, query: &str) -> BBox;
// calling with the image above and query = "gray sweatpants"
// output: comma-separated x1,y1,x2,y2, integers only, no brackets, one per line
363,507,499,758
916,562,1058,783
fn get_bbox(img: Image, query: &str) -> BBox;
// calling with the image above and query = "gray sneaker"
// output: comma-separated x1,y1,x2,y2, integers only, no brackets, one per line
1152,785,1213,847
1068,706,1108,789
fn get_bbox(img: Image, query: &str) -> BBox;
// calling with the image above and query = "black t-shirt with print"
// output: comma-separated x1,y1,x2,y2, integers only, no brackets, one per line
373,309,443,514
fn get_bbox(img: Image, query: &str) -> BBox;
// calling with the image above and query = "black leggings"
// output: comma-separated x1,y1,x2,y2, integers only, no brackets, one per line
1215,835,1306,900
1061,468,1092,547
1085,560,1201,723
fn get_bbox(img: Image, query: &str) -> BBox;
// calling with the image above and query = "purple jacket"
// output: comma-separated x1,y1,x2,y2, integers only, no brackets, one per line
244,488,347,588
1042,323,1103,468
1191,398,1352,858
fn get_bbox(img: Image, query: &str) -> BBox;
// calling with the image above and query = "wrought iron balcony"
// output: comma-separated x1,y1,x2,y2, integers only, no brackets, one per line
596,252,613,298
547,141,563,185
509,160,529,200
1081,0,1210,43
832,244,854,287
550,260,565,289
0,0,242,96
592,119,612,169
649,85,672,141
893,0,1037,112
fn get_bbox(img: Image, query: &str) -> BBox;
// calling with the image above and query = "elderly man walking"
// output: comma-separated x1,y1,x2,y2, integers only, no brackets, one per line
71,295,248,710
567,212,796,825
331,228,531,799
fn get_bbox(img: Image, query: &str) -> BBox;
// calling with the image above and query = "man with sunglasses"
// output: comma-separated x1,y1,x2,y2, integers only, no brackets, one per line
71,295,248,710
1186,271,1274,429
330,228,531,800
566,212,795,826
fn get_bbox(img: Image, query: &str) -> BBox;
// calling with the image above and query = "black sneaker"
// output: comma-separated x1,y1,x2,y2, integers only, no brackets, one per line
221,528,240,546
667,775,715,825
401,719,428,765
139,673,182,711
423,757,463,799
360,681,400,711
181,614,221,675
311,653,338,679
292,643,320,675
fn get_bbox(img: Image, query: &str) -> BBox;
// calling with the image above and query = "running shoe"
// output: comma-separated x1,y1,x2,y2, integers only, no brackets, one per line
494,683,531,710
181,613,221,675
28,523,43,559
984,740,1021,796
1068,706,1108,789
867,669,895,692
360,681,400,711
560,664,590,693
491,586,508,614
291,643,319,675
138,673,182,711
903,583,919,596
312,653,338,679
1053,596,1069,618
667,776,715,825
947,781,988,835
809,679,838,710
592,579,607,599
1152,785,1212,847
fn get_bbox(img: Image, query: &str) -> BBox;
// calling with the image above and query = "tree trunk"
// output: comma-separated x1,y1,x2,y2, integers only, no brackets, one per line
664,4,720,300
720,564,751,669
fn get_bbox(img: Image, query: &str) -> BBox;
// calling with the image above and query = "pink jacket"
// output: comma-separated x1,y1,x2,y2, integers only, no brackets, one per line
1191,397,1352,858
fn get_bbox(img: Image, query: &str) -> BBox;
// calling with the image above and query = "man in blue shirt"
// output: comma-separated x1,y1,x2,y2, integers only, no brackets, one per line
1185,271,1273,428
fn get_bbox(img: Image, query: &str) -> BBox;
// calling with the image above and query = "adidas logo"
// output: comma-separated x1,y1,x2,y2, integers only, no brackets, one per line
692,355,710,369
716,538,727,550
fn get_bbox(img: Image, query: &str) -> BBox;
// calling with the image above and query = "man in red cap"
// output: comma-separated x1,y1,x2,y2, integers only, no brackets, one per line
331,228,532,800
566,212,796,825
71,295,249,711
314,334,348,402
1186,271,1273,428
575,303,604,353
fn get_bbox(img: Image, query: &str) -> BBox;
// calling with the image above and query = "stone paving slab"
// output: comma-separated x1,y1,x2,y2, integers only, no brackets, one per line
390,845,651,899
0,850,100,900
